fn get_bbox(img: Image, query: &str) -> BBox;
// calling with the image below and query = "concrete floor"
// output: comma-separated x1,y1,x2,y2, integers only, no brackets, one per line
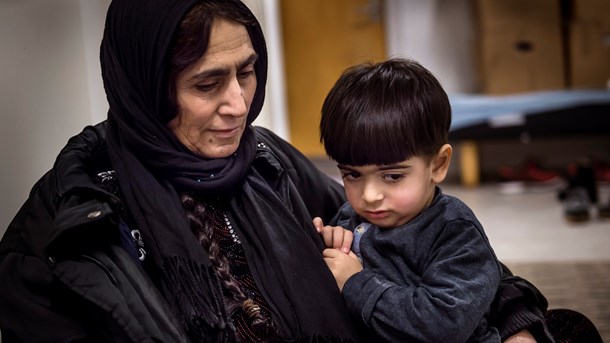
443,183,610,263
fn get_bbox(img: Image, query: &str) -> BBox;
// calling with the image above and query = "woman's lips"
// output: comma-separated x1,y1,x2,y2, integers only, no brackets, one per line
211,126,241,139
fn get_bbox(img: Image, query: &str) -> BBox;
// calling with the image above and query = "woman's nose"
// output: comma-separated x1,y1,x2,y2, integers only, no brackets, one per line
219,78,247,116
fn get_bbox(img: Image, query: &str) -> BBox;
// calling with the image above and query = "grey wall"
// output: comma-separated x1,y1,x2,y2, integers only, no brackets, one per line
385,0,477,94
0,0,107,233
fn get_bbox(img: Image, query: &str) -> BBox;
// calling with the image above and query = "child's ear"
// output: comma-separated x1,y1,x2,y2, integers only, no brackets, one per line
431,144,452,183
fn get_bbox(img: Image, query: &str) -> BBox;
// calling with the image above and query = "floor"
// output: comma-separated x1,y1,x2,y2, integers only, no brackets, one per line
504,261,610,342
442,183,610,263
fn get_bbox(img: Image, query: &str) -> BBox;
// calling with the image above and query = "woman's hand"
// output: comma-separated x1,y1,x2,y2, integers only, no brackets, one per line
313,217,353,253
322,248,363,291
504,330,537,343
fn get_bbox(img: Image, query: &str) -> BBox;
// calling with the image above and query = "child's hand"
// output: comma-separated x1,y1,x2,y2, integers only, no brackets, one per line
504,330,537,343
313,217,353,253
322,248,363,291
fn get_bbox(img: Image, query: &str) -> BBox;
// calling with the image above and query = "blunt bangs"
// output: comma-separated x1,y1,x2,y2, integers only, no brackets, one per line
320,59,451,167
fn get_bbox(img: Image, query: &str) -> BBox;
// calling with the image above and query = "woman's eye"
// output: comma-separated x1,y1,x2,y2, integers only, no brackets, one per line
195,83,217,92
238,69,255,79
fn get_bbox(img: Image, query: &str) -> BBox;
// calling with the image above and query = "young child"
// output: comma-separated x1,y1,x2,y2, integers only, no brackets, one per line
314,58,502,343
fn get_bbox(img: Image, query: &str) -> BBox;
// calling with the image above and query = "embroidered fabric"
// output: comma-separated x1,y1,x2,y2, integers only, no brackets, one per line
96,168,281,341
198,201,281,342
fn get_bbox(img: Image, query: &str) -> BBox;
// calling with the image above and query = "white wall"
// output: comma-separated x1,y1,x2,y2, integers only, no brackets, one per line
385,0,477,94
0,0,106,233
243,0,289,140
79,0,111,124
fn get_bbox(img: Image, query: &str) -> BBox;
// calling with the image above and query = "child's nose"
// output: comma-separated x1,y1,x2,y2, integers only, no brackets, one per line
361,182,384,203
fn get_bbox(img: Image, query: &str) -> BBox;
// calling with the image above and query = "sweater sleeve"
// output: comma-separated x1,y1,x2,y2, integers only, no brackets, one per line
342,220,502,343
490,264,555,342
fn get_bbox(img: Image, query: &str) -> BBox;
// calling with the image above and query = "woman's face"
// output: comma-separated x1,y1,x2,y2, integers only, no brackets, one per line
168,18,258,158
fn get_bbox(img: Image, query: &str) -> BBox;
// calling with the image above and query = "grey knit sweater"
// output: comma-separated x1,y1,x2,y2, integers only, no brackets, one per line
332,187,502,343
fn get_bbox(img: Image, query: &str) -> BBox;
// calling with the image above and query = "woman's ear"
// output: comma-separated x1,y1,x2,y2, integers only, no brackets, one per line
431,144,452,184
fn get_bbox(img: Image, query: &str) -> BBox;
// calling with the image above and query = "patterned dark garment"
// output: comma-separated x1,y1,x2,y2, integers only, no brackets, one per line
546,309,604,343
96,170,282,342
202,202,283,342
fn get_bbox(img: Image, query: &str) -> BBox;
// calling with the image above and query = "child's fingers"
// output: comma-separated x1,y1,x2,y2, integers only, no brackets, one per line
322,230,333,247
331,227,349,251
312,217,324,233
340,230,353,253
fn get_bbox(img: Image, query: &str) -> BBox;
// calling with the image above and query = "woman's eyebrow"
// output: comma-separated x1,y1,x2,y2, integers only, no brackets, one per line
187,52,259,82
238,52,259,70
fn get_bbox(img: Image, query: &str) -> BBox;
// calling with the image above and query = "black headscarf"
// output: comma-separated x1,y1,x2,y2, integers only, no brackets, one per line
101,0,359,342
101,0,266,340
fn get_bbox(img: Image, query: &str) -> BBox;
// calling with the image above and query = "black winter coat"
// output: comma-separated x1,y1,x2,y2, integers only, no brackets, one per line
0,122,346,342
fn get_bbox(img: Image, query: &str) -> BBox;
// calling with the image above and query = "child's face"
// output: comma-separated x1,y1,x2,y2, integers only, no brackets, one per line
338,156,438,229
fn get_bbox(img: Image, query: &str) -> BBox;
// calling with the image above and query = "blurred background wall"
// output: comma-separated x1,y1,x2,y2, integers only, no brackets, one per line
1,0,609,234
0,0,290,233
1,0,105,234
0,0,417,232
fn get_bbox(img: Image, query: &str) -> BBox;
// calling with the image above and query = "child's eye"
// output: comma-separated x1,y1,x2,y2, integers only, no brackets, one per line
382,173,404,183
341,171,361,181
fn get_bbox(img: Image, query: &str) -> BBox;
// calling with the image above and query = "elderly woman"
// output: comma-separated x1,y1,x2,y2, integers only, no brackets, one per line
0,0,554,342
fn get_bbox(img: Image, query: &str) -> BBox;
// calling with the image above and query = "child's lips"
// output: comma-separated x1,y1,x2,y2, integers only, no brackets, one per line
365,210,389,219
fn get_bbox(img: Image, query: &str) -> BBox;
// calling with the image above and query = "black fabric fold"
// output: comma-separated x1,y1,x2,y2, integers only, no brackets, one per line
159,256,233,342
230,151,361,342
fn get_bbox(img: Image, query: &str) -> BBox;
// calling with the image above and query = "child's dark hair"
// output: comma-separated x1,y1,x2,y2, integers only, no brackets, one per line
320,58,451,166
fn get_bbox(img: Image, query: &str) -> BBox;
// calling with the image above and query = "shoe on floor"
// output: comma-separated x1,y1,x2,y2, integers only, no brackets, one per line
559,158,598,204
563,187,591,222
